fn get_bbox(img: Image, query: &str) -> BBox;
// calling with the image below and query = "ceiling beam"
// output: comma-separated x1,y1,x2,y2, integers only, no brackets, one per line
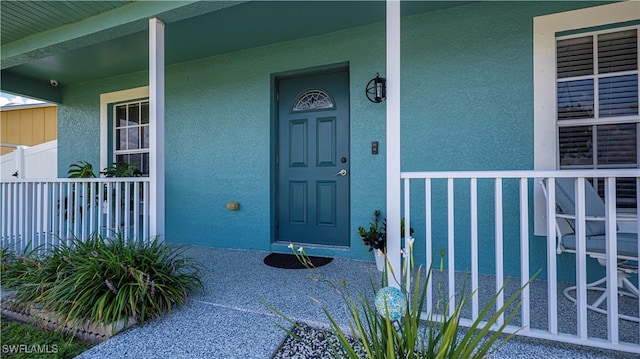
0,71,62,103
1,1,243,70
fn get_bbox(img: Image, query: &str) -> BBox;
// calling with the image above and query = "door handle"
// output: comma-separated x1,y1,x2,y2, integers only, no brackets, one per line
334,169,347,176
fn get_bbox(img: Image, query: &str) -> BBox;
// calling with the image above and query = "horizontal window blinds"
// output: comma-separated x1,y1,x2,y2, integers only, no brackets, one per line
557,36,593,78
556,28,639,208
557,79,594,120
596,123,637,165
599,75,638,117
598,30,638,74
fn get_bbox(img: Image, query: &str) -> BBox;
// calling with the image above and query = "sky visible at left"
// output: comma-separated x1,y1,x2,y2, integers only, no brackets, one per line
0,92,46,107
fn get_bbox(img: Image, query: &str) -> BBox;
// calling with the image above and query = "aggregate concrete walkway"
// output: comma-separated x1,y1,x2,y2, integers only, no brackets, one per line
76,246,638,358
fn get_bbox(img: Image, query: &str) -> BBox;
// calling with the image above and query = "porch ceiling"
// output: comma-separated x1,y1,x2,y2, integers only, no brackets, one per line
0,1,472,103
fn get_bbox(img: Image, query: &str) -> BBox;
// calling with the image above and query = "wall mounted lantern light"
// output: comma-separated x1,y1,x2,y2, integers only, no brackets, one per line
365,73,386,103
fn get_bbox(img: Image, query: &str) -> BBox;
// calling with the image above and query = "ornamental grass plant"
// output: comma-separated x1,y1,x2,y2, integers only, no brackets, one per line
266,242,534,358
1,234,203,331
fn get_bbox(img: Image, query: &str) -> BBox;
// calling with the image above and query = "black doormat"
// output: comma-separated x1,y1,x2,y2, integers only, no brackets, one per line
263,253,333,269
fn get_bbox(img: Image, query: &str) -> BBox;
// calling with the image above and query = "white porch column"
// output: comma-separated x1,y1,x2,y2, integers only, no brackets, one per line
149,18,165,240
386,0,402,287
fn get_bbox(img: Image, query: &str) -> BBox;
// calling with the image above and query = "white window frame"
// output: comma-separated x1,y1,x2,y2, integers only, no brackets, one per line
113,99,150,175
100,86,149,174
533,1,639,235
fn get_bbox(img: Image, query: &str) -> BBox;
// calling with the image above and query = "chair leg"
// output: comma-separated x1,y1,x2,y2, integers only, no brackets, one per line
563,273,639,323
621,277,639,297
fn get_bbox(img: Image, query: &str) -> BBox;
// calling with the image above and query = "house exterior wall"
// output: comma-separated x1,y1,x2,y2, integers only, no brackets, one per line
1,104,57,155
57,1,608,278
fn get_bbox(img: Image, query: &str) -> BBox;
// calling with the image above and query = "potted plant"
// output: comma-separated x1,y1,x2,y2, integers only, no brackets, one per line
358,210,414,271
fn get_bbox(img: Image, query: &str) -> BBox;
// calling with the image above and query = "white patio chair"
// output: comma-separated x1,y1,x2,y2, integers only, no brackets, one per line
540,177,639,322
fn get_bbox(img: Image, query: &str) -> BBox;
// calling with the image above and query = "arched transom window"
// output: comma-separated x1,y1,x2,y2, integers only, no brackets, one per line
292,89,334,111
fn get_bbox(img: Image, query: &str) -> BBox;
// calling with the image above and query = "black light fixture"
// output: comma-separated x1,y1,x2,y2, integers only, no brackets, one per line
366,73,386,103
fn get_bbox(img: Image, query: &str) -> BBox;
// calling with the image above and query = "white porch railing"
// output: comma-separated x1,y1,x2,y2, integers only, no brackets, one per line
0,178,150,253
401,169,639,353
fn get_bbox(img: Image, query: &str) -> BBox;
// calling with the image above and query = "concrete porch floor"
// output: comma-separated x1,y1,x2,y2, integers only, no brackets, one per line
76,246,639,358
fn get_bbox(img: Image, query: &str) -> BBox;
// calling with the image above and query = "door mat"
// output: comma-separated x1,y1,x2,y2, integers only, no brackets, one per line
263,253,333,269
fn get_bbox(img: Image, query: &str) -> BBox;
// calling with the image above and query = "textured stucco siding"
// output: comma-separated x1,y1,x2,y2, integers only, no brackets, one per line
57,1,607,279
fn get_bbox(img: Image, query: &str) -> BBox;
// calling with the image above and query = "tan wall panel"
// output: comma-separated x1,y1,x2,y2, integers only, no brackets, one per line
20,110,34,145
44,106,57,141
0,112,7,143
5,111,21,144
0,105,57,148
32,108,45,142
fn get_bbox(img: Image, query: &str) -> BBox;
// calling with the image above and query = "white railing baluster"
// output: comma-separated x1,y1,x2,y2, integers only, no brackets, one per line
115,182,122,236
65,182,71,240
42,182,51,249
143,180,149,242
54,182,64,241
546,177,558,335
88,182,95,238
1,183,6,245
13,183,18,248
124,181,131,240
106,183,113,235
39,182,43,249
98,180,104,237
404,178,411,294
81,181,88,240
575,178,588,338
519,177,530,331
74,182,81,239
425,178,433,314
18,183,24,249
637,177,640,343
447,178,455,315
604,177,619,343
3,183,8,246
470,178,479,320
25,183,31,248
59,182,65,241
495,177,504,325
134,181,140,241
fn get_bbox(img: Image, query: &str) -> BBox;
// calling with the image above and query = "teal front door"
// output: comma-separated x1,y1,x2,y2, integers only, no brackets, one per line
277,69,350,246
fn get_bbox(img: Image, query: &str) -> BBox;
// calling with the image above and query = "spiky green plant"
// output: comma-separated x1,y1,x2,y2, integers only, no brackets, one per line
266,244,534,358
1,234,203,331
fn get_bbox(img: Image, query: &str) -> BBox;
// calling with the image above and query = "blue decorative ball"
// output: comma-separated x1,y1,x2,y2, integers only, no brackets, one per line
374,286,407,321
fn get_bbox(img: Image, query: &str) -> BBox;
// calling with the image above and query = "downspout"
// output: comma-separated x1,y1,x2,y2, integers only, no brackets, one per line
149,18,165,241
386,0,402,287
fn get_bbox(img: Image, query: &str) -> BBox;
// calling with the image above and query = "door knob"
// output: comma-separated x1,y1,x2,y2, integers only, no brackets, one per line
334,169,347,176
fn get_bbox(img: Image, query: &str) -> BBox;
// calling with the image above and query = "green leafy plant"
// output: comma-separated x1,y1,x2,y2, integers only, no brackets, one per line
266,243,533,358
358,210,414,252
101,162,142,178
67,161,96,178
1,234,204,330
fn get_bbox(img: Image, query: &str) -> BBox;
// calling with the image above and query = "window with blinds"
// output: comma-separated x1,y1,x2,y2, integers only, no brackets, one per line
556,28,639,208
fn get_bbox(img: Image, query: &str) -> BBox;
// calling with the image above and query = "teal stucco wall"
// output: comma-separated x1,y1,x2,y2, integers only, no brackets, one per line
57,1,608,280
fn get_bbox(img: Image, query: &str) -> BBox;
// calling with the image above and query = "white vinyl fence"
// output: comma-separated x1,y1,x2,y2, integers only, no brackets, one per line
0,140,57,179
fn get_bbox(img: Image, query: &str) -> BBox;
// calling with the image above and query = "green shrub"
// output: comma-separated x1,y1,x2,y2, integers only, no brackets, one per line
1,234,203,330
